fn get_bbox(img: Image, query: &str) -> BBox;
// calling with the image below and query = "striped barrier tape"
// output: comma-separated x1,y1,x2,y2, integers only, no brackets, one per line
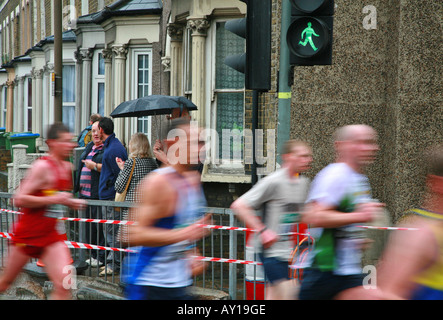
0,232,135,253
0,208,136,225
356,225,419,231
191,256,263,266
0,232,12,239
0,232,264,265
64,241,137,253
1,208,419,232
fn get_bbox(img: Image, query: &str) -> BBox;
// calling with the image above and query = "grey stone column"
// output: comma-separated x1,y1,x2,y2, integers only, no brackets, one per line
31,68,44,148
80,48,93,131
16,76,25,132
167,23,184,96
112,44,128,144
102,47,113,117
187,18,210,127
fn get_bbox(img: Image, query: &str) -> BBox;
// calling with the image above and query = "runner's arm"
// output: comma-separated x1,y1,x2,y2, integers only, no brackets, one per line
301,201,380,228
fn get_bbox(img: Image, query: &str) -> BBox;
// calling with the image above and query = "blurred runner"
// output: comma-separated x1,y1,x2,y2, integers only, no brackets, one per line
231,140,313,299
0,123,85,299
299,124,384,300
377,144,443,300
123,118,210,300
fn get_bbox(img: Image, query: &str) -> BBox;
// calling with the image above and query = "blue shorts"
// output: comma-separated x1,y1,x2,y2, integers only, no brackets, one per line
125,284,193,300
259,254,290,284
411,285,443,300
299,268,364,300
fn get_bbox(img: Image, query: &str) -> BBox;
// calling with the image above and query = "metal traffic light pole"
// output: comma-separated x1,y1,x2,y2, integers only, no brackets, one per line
53,0,63,123
277,0,293,165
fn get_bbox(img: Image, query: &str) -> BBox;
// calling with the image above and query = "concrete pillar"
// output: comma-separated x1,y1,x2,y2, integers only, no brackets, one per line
102,47,113,117
187,18,209,127
80,48,93,131
31,68,44,148
5,78,14,132
16,76,25,132
167,23,184,96
112,44,128,144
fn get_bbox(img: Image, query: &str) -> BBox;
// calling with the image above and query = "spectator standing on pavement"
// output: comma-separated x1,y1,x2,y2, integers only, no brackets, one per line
231,140,313,299
74,120,106,268
97,117,128,276
77,113,101,147
115,132,158,246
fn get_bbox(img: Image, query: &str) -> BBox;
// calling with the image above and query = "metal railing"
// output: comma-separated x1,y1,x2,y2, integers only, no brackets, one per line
0,192,282,300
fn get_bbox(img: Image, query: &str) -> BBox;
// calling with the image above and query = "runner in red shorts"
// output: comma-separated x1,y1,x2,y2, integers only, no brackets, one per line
0,123,85,299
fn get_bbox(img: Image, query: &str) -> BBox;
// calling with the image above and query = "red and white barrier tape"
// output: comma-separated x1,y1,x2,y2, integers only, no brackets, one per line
64,241,137,253
0,232,264,265
0,232,135,253
0,208,135,225
1,208,419,232
192,256,263,266
356,225,419,231
0,232,12,239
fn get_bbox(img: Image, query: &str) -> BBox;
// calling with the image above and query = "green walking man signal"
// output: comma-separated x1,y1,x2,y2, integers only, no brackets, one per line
299,22,319,51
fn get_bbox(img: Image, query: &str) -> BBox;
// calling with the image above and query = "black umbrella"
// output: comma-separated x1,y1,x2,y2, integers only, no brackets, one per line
110,95,197,118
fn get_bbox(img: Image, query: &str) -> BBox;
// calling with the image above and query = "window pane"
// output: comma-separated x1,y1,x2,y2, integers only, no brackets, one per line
98,82,104,116
62,65,75,102
62,105,75,132
138,117,149,135
27,78,32,131
138,55,144,69
138,69,143,84
215,21,245,90
98,53,105,75
216,92,244,160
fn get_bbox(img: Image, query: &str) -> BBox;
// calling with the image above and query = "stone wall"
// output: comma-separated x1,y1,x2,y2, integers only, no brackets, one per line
286,0,442,221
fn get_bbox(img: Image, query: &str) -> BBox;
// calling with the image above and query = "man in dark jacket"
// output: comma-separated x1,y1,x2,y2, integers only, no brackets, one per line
74,120,105,267
97,117,128,275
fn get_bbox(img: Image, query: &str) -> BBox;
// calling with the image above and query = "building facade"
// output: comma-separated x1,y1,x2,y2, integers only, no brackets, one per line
0,0,167,149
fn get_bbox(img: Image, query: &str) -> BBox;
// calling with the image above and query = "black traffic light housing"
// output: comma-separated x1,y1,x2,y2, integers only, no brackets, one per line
287,0,334,66
224,0,271,91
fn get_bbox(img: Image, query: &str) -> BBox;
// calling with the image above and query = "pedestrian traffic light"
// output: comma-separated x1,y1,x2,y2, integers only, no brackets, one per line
224,0,271,91
287,0,334,66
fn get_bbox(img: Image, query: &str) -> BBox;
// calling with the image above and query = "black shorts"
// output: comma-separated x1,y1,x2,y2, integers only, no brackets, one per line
299,268,364,300
125,284,193,300
258,253,290,284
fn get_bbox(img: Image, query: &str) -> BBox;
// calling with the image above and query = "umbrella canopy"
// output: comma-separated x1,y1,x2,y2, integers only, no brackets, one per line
110,95,197,118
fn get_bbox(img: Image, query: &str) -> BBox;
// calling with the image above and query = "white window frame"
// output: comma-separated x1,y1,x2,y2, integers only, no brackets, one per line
182,27,192,98
207,18,246,172
91,50,105,116
62,64,76,132
130,48,153,139
24,76,32,132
